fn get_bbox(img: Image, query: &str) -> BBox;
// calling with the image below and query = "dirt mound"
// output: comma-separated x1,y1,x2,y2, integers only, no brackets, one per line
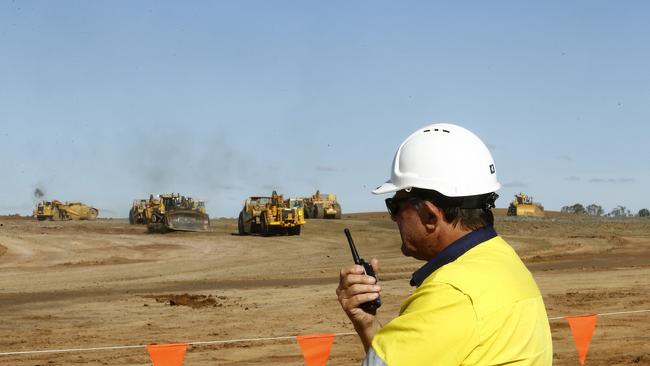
144,293,226,308
58,256,149,267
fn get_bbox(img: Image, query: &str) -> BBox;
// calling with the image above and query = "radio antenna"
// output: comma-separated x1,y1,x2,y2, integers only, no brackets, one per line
344,228,361,265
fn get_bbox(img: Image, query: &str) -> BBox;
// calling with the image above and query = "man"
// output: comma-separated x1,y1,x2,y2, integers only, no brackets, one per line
336,123,552,365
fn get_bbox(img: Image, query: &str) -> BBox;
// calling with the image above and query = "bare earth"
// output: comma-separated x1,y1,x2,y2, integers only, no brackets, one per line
0,212,649,365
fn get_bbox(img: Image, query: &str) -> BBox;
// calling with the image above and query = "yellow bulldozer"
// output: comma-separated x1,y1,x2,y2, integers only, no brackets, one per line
33,200,99,221
303,190,342,219
507,193,545,217
145,193,210,232
238,191,305,236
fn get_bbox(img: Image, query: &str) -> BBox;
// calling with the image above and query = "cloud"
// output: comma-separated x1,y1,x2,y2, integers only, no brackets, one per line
588,177,635,184
617,178,636,183
558,155,573,161
213,183,239,191
502,181,528,188
316,165,337,172
588,178,606,183
565,176,581,182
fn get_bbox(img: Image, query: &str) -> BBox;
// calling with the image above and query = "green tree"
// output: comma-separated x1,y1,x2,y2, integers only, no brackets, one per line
586,204,604,216
561,203,585,214
638,208,650,217
608,205,631,217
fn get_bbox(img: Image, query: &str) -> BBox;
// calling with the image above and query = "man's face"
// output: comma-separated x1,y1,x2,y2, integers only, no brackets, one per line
389,191,431,260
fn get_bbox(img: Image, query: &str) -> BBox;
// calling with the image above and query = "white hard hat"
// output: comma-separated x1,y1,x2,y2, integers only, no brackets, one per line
373,123,501,197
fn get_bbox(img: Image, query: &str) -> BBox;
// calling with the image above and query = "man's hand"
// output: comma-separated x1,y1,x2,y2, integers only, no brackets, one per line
336,258,382,351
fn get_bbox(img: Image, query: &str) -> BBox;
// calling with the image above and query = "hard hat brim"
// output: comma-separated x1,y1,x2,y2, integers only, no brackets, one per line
372,181,401,195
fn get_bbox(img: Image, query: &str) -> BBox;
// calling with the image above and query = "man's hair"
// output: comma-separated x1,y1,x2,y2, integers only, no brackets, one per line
410,188,495,230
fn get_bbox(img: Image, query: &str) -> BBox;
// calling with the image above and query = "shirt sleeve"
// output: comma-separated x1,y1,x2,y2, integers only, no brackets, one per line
365,281,478,366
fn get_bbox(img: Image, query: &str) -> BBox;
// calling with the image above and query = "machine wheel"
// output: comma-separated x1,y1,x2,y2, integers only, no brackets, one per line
89,208,99,220
314,204,324,219
333,204,342,219
260,213,270,236
129,209,135,224
507,204,517,216
52,207,61,221
303,206,312,219
238,212,247,235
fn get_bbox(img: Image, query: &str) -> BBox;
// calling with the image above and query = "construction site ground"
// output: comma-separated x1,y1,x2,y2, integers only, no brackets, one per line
1,211,649,365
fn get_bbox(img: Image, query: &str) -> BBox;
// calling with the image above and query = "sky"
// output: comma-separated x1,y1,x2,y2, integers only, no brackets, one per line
1,1,649,218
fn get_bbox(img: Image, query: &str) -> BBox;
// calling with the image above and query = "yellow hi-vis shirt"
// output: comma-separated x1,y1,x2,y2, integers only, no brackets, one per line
363,232,552,366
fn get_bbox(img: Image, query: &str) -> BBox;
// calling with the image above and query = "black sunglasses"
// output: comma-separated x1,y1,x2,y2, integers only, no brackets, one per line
385,195,422,216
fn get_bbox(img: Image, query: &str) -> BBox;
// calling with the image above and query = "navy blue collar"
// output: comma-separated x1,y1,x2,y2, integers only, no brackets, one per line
410,226,498,287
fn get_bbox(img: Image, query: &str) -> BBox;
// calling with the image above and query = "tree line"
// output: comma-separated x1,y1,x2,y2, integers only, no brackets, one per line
561,203,650,218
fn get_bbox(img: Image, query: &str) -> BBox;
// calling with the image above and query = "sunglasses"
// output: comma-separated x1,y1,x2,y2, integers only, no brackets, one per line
385,195,422,216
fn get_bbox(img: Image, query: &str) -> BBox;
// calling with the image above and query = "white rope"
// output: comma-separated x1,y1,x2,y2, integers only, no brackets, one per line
547,308,650,320
0,344,147,356
189,332,356,346
2,309,649,357
0,332,356,356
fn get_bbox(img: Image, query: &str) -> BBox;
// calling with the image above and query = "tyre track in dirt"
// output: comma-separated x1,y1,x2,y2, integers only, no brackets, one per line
3,252,649,307
0,236,38,268
526,253,650,271
0,276,341,307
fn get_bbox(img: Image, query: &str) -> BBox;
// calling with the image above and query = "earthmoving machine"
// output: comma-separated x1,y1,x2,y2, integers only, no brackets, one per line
193,200,207,215
507,193,545,217
145,193,210,232
129,199,148,224
238,191,305,236
33,200,99,221
33,200,62,221
303,190,342,219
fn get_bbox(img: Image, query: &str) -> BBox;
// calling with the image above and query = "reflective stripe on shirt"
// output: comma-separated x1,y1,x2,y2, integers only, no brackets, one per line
362,347,387,366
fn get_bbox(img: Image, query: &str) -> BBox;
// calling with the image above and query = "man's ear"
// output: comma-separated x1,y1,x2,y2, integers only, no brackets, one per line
419,201,443,232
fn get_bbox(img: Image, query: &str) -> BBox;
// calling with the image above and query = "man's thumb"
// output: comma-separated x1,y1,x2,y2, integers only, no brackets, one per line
370,257,379,274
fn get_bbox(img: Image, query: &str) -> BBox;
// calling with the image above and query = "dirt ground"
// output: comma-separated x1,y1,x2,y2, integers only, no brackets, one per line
1,212,649,365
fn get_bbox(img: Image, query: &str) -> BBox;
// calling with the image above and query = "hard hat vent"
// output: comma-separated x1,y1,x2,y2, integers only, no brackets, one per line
422,128,450,133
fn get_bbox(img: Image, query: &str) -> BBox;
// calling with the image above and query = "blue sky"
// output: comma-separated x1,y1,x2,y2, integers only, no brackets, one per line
1,1,649,218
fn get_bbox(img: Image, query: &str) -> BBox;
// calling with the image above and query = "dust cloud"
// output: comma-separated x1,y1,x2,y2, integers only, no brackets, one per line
33,187,45,199
121,131,285,217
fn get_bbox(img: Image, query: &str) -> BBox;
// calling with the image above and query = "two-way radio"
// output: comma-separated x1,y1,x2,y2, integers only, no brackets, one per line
344,228,381,314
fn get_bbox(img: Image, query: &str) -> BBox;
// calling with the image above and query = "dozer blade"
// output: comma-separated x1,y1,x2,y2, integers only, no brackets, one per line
165,209,210,232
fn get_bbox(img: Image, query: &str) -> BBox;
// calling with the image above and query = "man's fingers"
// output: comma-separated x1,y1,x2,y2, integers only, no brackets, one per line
341,264,365,276
338,283,381,306
347,283,381,296
341,273,377,289
337,264,381,314
346,292,380,309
